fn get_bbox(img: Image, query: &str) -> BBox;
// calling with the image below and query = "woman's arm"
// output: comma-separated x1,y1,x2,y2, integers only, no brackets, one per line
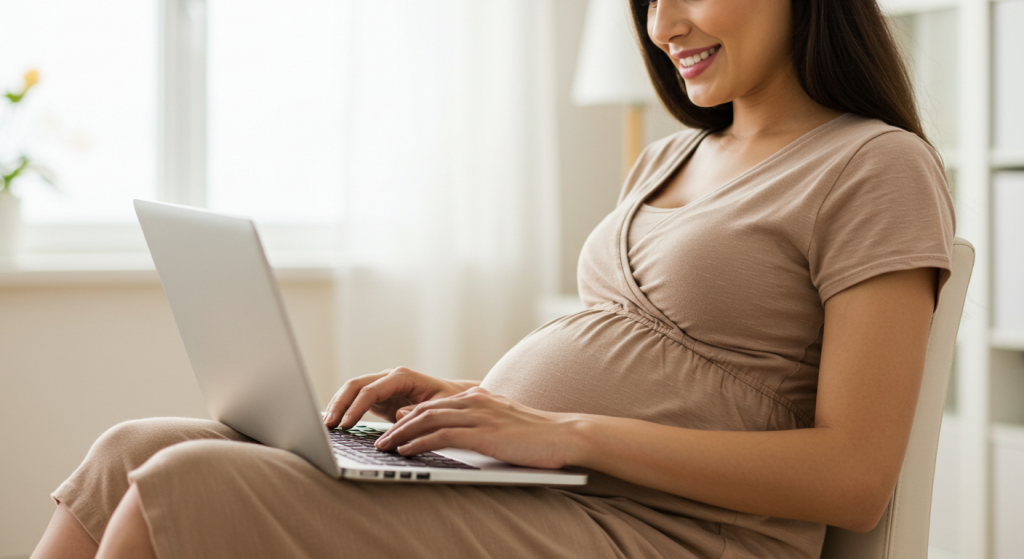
567,266,937,532
376,267,938,533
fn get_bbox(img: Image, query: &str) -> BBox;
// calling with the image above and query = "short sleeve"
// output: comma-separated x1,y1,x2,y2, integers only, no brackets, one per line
808,130,956,307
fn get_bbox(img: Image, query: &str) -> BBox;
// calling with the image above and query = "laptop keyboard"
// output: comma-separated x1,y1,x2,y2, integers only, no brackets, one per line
329,425,479,470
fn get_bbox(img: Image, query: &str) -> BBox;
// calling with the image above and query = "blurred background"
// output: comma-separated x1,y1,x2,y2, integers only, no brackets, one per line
0,0,1021,558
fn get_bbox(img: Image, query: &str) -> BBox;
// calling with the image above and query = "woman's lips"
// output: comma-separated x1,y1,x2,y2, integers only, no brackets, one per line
678,46,719,80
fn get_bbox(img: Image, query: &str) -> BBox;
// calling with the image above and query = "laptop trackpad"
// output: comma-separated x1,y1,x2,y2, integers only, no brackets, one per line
434,448,525,470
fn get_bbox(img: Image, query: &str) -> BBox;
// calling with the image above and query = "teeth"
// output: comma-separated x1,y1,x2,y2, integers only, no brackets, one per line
680,46,716,68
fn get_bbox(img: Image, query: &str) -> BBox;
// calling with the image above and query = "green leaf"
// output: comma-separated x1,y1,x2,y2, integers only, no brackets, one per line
4,91,24,103
1,156,30,187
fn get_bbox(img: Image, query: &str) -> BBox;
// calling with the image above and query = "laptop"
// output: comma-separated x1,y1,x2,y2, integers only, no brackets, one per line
134,199,587,486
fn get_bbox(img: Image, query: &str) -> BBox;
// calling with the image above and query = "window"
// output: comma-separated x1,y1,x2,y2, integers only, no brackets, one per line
207,0,346,224
1,0,158,224
1,0,344,255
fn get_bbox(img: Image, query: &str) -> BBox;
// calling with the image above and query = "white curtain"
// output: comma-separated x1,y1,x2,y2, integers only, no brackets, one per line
333,1,561,384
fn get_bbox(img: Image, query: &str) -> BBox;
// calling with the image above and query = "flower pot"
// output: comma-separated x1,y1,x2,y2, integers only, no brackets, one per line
0,191,23,257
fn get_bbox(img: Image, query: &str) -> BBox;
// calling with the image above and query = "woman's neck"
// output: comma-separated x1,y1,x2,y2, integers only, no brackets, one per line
723,63,842,143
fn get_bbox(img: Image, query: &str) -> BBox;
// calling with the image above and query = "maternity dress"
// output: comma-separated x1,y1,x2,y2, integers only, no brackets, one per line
53,113,955,559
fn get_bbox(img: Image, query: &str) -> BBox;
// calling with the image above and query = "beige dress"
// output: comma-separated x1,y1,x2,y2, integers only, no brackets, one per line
54,113,955,559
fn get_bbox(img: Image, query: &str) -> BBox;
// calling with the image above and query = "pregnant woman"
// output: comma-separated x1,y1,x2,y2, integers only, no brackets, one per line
33,0,955,557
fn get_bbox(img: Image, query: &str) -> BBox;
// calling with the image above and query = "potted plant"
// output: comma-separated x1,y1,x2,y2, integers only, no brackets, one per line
1,69,56,257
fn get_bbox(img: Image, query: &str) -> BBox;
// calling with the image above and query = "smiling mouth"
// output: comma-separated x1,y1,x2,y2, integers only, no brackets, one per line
679,46,718,68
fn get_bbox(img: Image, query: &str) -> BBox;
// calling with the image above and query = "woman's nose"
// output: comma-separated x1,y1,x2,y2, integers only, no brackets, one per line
647,1,692,46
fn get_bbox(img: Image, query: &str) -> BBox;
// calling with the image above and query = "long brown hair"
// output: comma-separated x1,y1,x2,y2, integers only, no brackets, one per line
629,0,928,142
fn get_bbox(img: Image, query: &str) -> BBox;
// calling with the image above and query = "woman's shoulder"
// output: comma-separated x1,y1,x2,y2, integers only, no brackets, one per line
824,113,943,169
816,114,950,206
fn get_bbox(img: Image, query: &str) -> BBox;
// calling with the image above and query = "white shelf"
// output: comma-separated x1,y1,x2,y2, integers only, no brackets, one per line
991,330,1024,351
991,149,1024,169
993,422,1024,558
992,422,1024,447
880,0,958,16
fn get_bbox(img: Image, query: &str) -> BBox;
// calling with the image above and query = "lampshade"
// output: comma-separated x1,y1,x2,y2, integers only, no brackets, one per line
571,0,655,106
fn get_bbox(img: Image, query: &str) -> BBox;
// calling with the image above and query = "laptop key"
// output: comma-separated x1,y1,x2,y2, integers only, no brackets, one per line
329,428,478,470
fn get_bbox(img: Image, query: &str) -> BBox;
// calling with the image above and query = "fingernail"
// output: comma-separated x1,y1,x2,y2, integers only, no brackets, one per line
341,413,350,426
324,412,334,424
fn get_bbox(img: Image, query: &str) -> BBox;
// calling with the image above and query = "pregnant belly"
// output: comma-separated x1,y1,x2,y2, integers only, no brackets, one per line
480,308,790,432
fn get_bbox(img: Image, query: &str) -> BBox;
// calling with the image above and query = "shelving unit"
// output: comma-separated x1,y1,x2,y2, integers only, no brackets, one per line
991,332,1024,352
991,150,1024,169
883,0,1024,558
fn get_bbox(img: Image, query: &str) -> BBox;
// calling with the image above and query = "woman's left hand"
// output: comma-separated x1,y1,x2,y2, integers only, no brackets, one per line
373,386,580,470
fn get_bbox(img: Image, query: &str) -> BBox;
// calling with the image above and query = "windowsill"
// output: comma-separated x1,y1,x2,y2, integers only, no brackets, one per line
0,251,339,286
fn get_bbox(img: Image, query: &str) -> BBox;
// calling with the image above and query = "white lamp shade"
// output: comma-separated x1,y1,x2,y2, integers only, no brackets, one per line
572,0,655,106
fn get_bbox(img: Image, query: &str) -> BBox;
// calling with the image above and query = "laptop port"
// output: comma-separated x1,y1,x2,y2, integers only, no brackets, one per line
383,471,395,479
359,470,379,478
415,472,430,481
399,472,412,479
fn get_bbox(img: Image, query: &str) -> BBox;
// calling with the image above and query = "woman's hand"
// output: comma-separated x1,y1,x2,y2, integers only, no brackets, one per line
373,386,581,470
323,367,478,429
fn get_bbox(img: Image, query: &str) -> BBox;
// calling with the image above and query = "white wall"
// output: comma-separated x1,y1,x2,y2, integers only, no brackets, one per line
0,276,335,558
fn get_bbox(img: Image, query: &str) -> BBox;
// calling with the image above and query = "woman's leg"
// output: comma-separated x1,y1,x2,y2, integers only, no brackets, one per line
35,417,249,558
123,437,663,559
30,503,98,559
95,485,157,559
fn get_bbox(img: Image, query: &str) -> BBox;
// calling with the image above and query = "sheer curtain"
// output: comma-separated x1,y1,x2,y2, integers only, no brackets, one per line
333,1,561,385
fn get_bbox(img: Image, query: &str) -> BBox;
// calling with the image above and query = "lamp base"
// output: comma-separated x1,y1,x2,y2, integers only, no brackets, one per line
624,105,645,178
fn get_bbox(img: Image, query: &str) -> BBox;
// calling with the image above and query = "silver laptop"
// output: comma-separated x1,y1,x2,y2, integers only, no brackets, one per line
134,199,587,486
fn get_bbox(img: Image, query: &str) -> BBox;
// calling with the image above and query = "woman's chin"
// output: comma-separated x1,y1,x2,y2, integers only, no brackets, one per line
685,89,729,109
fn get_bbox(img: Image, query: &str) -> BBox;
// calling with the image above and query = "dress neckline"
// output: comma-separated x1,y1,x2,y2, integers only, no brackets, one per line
639,112,852,212
637,204,682,213
613,112,852,335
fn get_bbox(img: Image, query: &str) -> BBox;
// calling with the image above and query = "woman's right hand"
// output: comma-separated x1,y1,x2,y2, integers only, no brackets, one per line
323,366,478,429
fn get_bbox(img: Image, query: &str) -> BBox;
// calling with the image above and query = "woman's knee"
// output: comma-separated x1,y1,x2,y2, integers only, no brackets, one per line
88,418,246,469
128,439,275,505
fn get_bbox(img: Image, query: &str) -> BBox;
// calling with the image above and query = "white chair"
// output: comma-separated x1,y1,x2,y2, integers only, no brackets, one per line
820,237,975,559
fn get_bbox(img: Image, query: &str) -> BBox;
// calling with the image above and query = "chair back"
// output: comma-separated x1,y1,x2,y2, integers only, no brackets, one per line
819,238,975,559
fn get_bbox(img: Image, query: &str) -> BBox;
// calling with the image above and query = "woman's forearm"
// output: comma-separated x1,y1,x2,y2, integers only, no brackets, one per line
561,270,936,533
564,415,895,533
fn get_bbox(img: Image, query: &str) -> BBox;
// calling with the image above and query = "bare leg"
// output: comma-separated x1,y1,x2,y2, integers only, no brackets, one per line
30,503,98,559
95,485,157,559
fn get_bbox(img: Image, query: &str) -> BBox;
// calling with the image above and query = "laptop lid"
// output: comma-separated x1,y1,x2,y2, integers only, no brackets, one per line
134,199,341,477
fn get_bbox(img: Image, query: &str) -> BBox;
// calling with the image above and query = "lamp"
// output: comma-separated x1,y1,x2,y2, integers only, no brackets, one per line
572,0,656,176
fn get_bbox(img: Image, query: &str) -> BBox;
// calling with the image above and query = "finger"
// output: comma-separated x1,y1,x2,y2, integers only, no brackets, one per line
340,373,420,429
394,427,479,456
376,408,478,451
393,403,413,419
323,371,389,427
385,392,477,435
368,399,412,423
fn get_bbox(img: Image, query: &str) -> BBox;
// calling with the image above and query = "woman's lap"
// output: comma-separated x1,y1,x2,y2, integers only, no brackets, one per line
52,417,249,544
53,417,688,559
